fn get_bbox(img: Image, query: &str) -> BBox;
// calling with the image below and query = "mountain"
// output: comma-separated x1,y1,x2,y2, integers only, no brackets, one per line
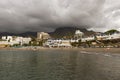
0,32,37,37
18,32,37,37
49,27,96,38
0,27,96,38
0,32,16,37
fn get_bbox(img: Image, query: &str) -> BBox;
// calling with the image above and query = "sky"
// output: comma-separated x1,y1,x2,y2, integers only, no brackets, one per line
0,0,120,33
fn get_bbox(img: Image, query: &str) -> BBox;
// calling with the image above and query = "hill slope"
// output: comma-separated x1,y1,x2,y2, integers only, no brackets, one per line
49,27,95,38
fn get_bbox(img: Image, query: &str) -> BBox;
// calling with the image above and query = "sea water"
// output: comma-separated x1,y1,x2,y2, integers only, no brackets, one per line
0,50,120,80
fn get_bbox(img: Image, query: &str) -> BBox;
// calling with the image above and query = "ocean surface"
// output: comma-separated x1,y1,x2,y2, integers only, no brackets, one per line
0,50,120,80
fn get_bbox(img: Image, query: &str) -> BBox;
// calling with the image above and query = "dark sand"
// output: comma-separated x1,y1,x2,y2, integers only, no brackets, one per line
0,47,120,53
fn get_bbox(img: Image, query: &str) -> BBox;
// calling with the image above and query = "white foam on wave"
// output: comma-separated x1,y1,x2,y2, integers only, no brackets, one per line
80,51,99,55
103,54,112,57
80,51,120,58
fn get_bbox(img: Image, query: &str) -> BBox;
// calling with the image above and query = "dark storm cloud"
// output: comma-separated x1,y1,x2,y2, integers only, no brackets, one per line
0,0,120,32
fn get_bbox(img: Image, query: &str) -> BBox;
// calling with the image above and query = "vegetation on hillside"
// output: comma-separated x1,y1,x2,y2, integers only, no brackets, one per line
105,29,119,35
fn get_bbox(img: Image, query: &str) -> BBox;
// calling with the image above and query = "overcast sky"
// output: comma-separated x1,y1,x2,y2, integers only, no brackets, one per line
0,0,120,33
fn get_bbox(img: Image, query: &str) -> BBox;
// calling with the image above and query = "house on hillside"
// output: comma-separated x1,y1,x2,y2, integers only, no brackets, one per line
74,30,84,39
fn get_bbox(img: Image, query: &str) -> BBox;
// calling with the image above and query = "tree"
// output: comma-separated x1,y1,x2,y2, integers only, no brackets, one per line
71,40,82,47
105,29,119,35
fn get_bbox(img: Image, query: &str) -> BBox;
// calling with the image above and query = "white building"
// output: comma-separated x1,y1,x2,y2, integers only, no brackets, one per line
81,37,95,42
37,32,50,40
96,35,109,40
2,36,13,42
107,33,120,40
81,33,120,42
96,33,120,40
44,39,78,47
15,37,32,45
0,36,31,46
74,30,84,39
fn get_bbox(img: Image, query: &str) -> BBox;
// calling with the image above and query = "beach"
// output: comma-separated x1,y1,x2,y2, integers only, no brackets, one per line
0,47,120,53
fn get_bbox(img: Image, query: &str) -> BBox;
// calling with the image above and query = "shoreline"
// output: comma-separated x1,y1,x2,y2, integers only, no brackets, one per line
0,47,120,53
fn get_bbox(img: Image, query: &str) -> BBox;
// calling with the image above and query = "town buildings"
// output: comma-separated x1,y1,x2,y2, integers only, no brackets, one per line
43,30,120,48
0,30,120,48
0,36,31,47
44,39,78,48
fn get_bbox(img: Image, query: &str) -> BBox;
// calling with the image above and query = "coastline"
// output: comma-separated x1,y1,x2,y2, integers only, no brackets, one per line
0,47,120,53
